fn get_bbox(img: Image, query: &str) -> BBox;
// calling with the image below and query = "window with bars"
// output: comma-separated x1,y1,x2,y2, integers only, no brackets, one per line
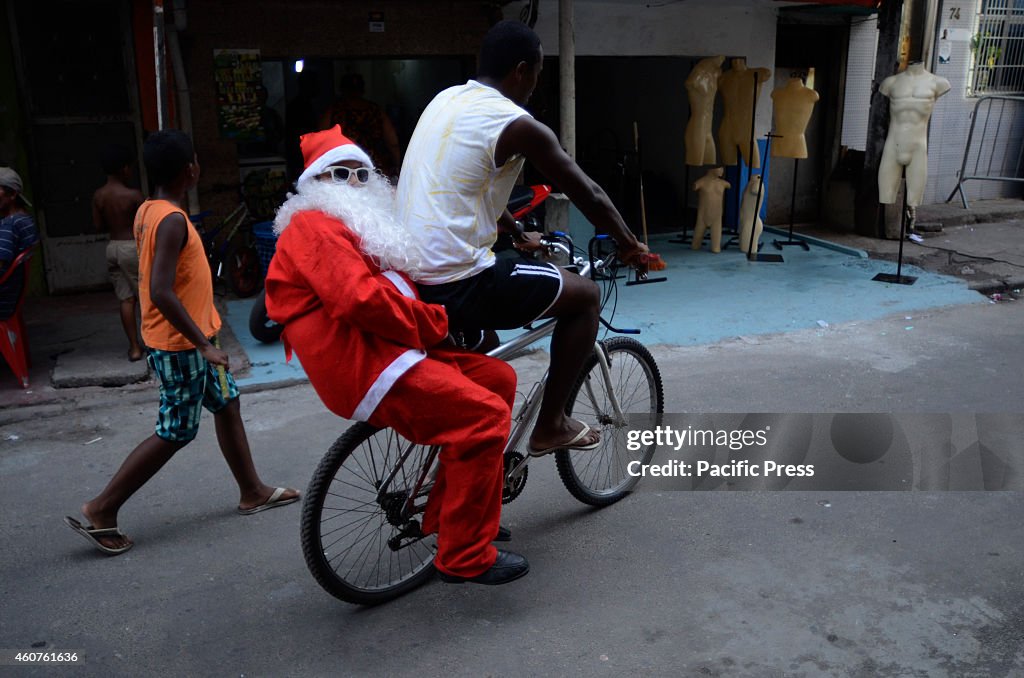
971,0,1024,95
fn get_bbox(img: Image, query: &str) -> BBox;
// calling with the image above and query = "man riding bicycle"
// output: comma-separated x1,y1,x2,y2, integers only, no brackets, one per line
266,128,529,586
397,20,648,457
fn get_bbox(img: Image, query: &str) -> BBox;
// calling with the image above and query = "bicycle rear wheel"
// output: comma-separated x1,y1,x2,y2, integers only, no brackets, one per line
556,337,664,506
301,423,438,605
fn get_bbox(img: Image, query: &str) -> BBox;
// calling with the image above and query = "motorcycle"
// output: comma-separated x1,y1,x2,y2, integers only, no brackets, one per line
248,183,554,343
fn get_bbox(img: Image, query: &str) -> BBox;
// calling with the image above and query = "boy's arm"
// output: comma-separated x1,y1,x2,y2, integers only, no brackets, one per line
150,213,229,366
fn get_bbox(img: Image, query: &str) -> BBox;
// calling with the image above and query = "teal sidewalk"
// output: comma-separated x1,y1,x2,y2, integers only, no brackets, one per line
223,230,982,387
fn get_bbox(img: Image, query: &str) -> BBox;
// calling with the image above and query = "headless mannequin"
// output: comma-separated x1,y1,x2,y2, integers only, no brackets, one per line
685,56,725,166
718,58,772,168
737,175,765,254
878,62,950,207
771,77,819,159
691,167,730,253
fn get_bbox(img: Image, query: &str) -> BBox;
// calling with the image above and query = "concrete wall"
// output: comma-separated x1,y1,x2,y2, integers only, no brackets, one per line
181,0,493,215
511,0,779,135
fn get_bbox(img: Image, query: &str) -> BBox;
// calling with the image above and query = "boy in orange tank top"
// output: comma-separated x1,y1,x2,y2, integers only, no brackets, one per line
64,130,298,555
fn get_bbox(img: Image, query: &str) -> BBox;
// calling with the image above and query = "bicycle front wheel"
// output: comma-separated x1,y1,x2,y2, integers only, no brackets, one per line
556,337,664,506
301,423,438,605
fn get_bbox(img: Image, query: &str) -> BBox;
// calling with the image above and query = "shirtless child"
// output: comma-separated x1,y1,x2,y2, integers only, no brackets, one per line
93,144,145,361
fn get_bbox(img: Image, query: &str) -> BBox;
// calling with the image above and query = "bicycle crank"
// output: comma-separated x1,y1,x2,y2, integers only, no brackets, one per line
387,519,427,552
502,451,529,504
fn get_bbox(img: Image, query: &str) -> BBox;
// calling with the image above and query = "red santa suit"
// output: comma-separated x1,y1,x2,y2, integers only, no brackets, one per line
265,127,515,578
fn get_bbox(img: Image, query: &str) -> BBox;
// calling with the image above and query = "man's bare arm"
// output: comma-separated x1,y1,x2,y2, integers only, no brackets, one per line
496,117,647,264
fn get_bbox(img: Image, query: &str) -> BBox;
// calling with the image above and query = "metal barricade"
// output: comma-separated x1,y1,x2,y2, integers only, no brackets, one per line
946,95,1024,209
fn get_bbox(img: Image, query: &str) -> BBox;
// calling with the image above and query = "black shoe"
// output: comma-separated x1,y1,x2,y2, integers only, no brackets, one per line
437,550,529,585
495,525,511,542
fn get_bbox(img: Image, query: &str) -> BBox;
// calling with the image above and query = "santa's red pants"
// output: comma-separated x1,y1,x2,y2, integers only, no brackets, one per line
369,348,516,578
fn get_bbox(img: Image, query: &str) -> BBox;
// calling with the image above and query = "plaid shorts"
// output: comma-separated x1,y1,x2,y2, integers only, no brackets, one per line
147,345,239,442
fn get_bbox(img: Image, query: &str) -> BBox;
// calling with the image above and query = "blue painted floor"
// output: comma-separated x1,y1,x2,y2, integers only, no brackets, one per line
224,231,983,387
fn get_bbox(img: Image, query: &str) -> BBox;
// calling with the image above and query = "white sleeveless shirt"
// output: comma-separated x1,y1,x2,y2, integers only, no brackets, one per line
397,80,530,284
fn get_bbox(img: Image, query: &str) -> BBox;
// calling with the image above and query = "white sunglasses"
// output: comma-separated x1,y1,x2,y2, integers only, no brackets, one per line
324,165,372,184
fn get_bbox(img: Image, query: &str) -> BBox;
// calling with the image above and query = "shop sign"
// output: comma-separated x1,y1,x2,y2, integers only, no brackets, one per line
214,49,263,141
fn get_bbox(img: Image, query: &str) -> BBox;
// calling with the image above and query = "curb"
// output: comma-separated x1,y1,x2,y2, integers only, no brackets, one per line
0,374,312,427
968,276,1024,295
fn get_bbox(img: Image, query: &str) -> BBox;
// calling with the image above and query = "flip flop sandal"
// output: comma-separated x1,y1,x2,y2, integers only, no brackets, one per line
237,487,300,515
63,516,133,555
528,422,601,457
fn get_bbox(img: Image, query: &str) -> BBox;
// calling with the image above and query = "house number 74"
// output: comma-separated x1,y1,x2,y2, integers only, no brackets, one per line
949,7,961,20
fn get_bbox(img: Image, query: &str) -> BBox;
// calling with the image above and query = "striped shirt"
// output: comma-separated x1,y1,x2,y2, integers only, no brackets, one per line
0,212,39,318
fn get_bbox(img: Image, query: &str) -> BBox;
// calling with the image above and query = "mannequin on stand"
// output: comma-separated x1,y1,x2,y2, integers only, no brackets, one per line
738,175,765,254
771,77,819,160
691,167,730,253
718,58,772,168
878,62,950,211
685,56,724,166
771,76,819,250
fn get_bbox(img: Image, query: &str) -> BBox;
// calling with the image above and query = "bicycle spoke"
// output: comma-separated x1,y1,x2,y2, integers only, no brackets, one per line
559,341,662,503
306,423,438,600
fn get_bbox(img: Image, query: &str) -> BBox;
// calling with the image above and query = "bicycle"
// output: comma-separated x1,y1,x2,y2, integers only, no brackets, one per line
300,234,665,605
190,202,261,298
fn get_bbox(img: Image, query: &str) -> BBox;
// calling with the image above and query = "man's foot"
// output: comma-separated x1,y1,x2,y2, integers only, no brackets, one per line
128,348,144,362
237,486,300,515
437,550,529,585
65,501,133,554
528,418,601,457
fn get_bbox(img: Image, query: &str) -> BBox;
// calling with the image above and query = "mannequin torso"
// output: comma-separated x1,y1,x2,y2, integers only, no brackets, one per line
692,167,730,252
771,78,819,159
878,63,951,206
685,56,724,166
718,59,772,168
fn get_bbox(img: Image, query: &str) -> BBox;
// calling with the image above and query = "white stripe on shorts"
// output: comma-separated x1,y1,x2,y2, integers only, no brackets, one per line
510,263,561,281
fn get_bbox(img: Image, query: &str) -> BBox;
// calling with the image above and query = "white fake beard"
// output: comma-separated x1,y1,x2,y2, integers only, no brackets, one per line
274,173,424,279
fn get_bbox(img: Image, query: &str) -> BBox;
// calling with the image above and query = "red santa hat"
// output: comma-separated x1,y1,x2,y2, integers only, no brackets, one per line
297,125,374,186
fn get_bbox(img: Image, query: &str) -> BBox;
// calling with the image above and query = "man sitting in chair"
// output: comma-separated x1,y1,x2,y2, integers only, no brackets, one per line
265,127,529,586
0,168,39,319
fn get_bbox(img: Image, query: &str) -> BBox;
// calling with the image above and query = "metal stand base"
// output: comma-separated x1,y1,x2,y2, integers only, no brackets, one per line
872,272,917,285
773,238,809,250
872,172,917,286
750,252,785,263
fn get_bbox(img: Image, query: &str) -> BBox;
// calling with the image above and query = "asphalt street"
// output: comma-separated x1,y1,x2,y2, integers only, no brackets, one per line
1,300,1022,677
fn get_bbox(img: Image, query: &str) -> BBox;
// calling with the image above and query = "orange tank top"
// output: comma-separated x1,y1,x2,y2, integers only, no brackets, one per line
134,199,221,350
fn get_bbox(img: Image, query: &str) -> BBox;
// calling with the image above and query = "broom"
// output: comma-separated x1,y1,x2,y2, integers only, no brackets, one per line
632,122,666,271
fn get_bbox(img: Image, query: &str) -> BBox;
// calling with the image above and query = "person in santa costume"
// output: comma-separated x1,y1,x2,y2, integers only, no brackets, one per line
265,126,528,586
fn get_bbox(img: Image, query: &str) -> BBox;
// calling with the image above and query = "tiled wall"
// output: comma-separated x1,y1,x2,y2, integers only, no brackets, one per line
928,0,1024,204
841,1,1024,205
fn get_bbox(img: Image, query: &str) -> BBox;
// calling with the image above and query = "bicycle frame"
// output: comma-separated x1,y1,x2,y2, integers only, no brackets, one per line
382,255,628,523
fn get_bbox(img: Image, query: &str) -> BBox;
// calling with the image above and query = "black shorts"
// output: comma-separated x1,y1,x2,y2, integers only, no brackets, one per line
417,255,563,337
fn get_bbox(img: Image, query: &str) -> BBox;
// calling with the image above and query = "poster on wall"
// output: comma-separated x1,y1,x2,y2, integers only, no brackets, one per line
214,49,263,141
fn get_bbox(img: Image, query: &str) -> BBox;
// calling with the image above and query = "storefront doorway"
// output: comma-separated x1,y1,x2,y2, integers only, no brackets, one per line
10,0,145,293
